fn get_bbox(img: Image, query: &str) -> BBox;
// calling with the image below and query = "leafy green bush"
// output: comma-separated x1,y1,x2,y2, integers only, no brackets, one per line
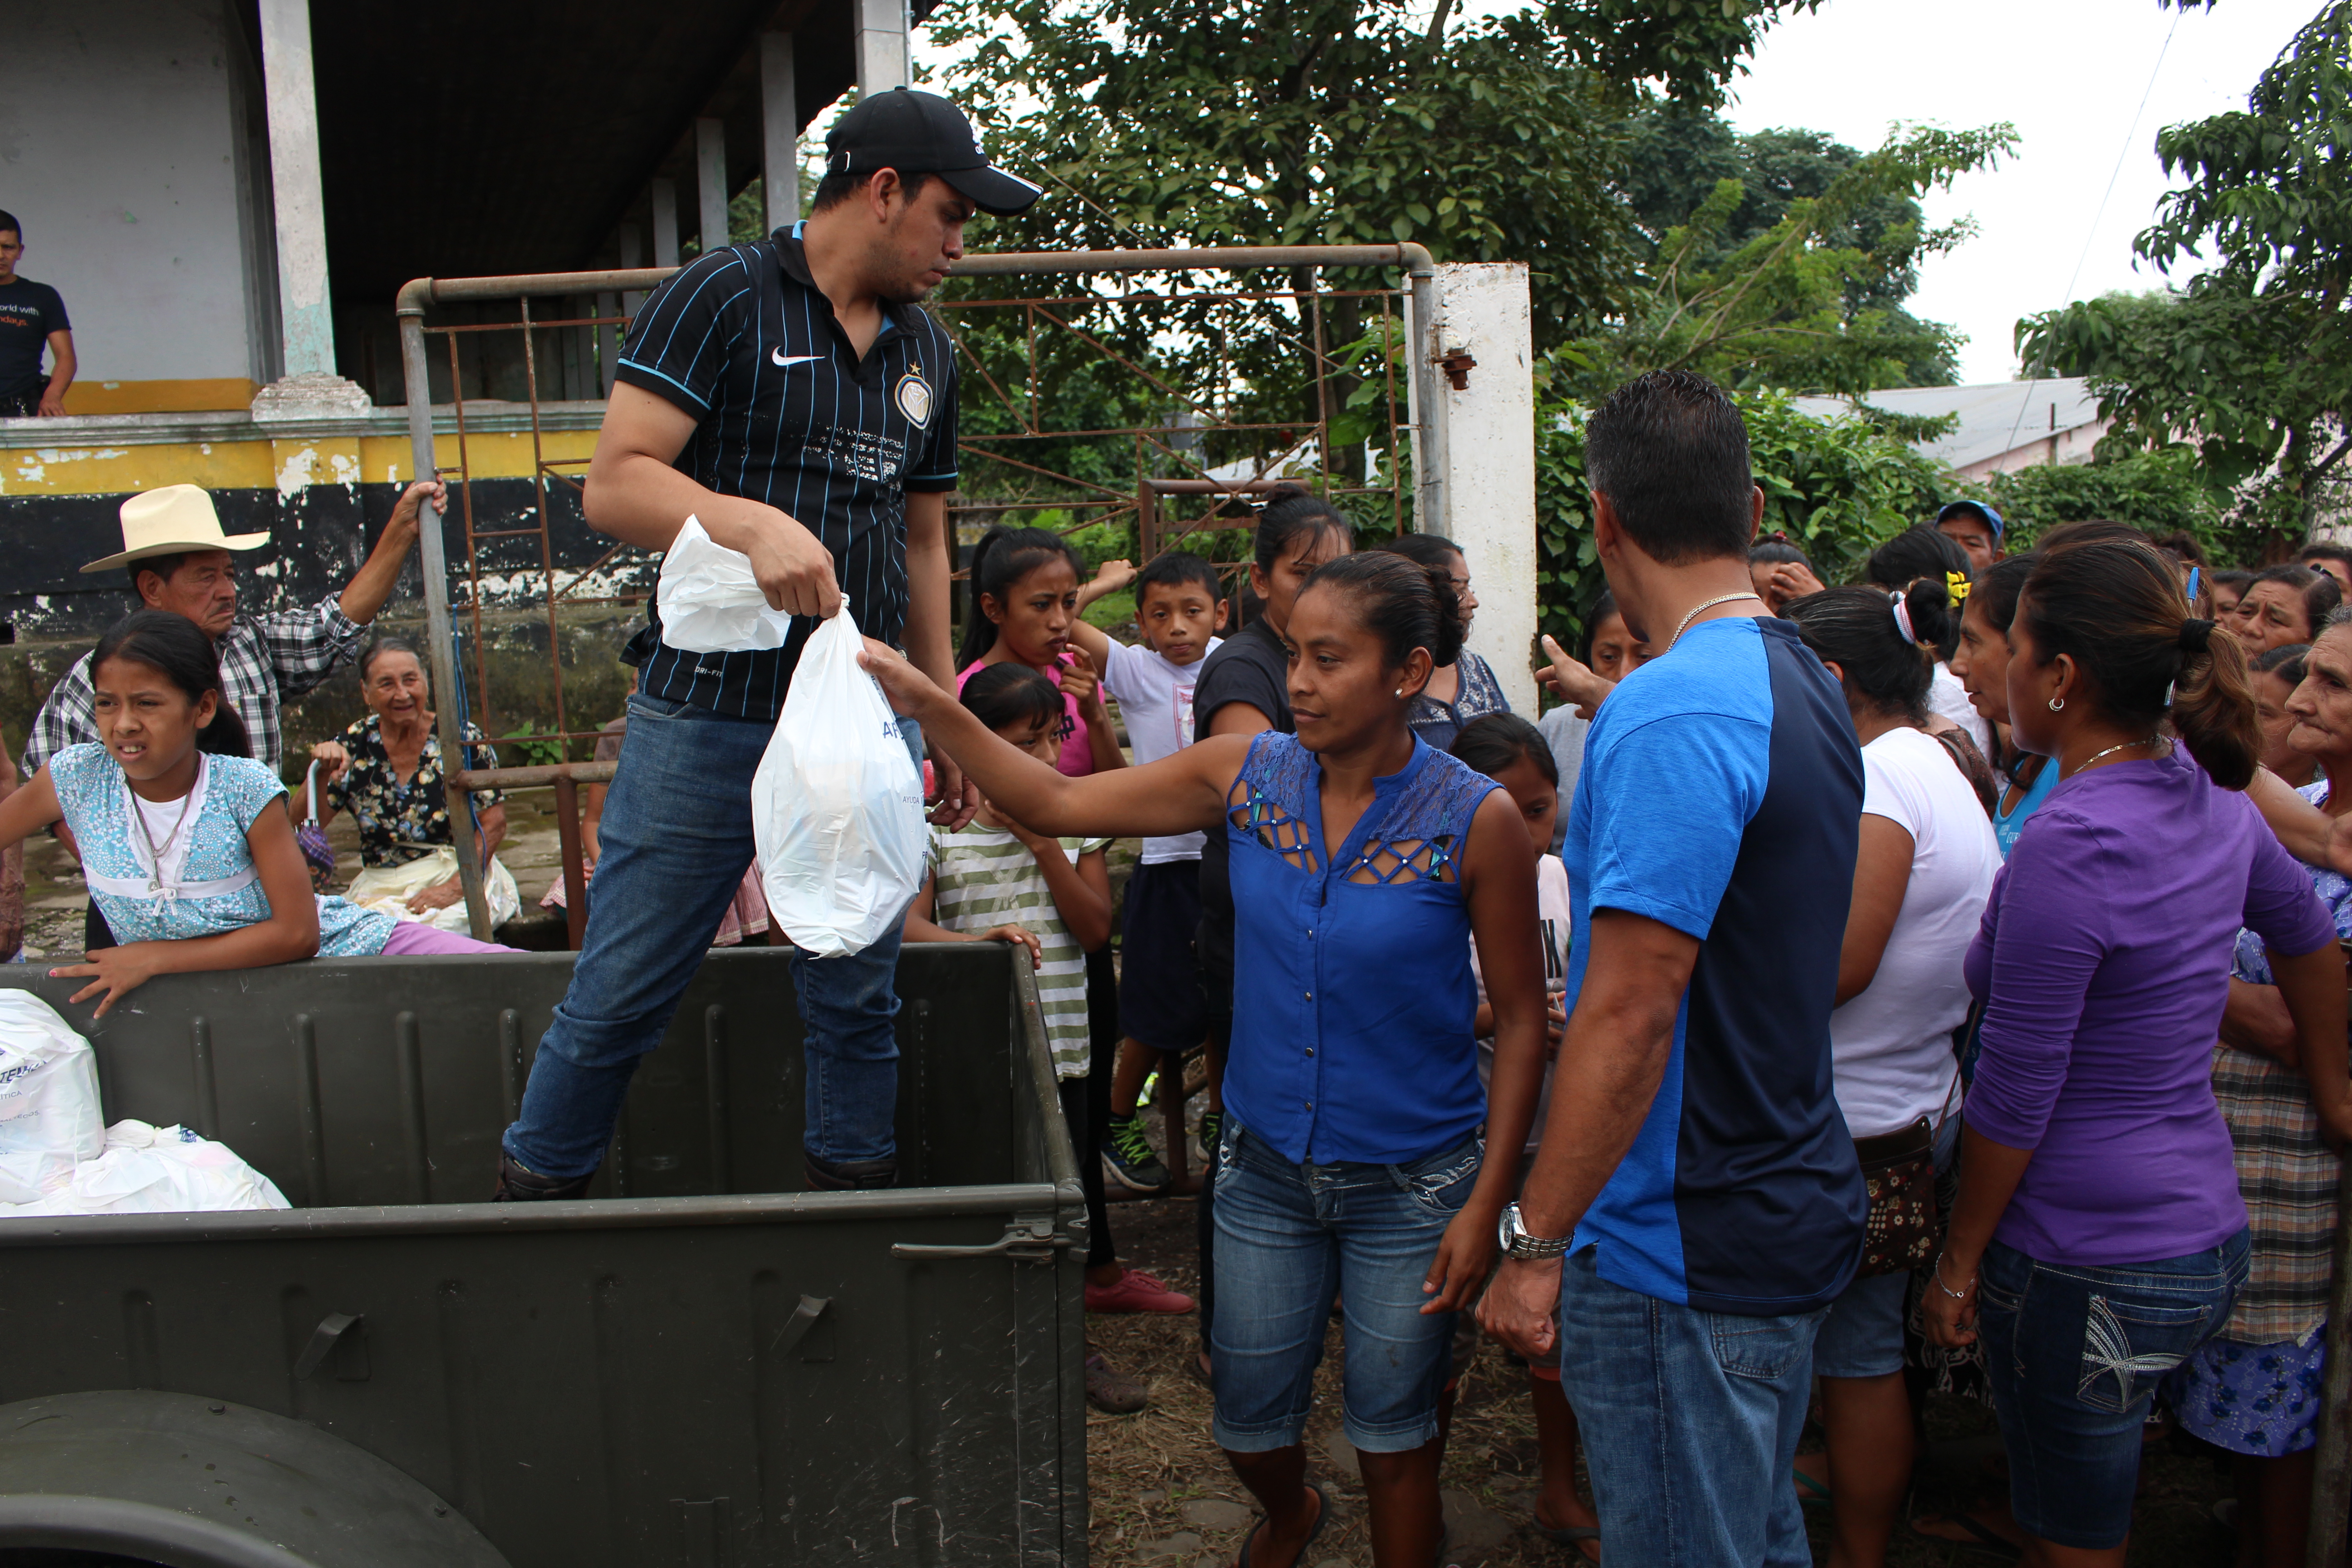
1536,372,1949,649
1975,448,2239,562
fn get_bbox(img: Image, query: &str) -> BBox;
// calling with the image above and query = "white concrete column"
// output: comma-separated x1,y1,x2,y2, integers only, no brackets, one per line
597,291,622,395
695,118,730,254
252,0,368,417
617,220,647,328
761,32,800,231
856,0,910,93
1431,262,1538,713
649,181,680,268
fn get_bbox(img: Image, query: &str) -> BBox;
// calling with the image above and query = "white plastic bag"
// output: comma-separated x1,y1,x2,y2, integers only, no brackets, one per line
5,1121,290,1217
0,992,105,1163
657,516,796,653
752,597,928,957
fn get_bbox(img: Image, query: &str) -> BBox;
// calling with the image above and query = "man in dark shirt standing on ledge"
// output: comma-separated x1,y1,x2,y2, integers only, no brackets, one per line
495,89,1042,1199
0,211,74,418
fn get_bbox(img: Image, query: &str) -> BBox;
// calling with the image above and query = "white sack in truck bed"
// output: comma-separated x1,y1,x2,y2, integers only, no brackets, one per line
0,994,288,1215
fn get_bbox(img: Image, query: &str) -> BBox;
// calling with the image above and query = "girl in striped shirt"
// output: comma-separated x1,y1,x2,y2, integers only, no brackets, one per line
901,663,1195,1408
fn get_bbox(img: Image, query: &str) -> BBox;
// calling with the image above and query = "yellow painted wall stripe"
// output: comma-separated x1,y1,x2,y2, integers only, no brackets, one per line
60,379,261,416
0,429,599,499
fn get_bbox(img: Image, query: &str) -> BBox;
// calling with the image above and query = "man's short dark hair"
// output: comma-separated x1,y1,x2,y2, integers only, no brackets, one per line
0,210,18,240
126,552,191,604
808,168,937,216
2298,540,2352,572
1584,370,1754,565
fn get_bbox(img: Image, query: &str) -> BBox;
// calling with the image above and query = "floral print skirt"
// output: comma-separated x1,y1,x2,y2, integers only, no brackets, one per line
2168,1328,2328,1456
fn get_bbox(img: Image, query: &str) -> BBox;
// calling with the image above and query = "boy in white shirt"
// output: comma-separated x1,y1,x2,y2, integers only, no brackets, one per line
1068,553,1228,1191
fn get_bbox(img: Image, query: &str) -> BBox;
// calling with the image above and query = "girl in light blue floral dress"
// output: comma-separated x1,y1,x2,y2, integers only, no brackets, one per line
0,613,508,1017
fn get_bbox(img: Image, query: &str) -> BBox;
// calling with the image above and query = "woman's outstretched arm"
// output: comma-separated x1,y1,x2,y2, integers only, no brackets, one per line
861,641,1241,843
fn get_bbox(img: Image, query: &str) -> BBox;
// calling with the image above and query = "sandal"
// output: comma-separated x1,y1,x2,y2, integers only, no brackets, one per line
1531,1514,1602,1563
1910,1509,2023,1561
1235,1481,1328,1568
1793,1465,1833,1506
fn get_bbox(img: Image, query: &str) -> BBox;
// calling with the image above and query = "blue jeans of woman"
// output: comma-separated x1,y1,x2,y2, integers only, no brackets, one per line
1977,1229,2249,1549
1209,1122,1481,1454
501,694,922,1179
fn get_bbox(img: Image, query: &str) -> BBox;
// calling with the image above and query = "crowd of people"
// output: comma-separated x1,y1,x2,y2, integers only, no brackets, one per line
7,86,2352,1568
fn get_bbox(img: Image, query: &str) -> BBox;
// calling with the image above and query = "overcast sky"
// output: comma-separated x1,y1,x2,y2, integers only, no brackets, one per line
919,0,2316,385
1714,0,2318,384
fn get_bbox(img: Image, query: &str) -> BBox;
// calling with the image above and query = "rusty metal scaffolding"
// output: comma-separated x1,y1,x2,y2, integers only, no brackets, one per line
395,245,1446,977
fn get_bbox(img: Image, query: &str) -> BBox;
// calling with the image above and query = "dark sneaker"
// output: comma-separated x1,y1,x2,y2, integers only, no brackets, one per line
491,1151,595,1202
1191,1108,1223,1170
1102,1111,1171,1192
803,1151,898,1191
1083,1352,1149,1413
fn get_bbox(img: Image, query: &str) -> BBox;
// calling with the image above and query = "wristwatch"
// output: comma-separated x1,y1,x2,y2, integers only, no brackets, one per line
1498,1201,1572,1261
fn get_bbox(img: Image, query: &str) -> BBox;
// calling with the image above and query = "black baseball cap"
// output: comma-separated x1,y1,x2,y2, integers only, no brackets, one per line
824,88,1043,216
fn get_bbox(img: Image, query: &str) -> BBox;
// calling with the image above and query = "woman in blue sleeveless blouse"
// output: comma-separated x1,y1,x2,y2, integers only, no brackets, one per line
866,553,1551,1568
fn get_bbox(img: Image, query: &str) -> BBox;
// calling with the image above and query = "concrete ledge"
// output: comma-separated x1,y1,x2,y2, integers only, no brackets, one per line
0,401,608,451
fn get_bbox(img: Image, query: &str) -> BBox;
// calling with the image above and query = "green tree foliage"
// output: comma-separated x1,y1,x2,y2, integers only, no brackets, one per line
1977,447,2236,559
1535,376,1950,648
2016,2,2352,535
1562,123,2014,402
1617,113,1969,386
932,0,1642,341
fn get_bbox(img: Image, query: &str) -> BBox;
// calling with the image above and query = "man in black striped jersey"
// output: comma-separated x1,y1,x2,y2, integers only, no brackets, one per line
495,89,1043,1199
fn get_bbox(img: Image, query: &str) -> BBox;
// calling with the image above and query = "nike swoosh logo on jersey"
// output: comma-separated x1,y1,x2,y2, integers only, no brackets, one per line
771,350,823,367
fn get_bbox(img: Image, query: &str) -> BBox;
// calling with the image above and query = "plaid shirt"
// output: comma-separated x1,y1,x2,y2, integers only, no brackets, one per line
2217,775,2352,1344
22,596,368,778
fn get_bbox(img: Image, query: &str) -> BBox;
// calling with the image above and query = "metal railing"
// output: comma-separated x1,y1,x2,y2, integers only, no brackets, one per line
395,244,1446,946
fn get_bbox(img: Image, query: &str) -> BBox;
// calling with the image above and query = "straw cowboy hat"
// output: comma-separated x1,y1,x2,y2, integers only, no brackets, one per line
80,485,272,573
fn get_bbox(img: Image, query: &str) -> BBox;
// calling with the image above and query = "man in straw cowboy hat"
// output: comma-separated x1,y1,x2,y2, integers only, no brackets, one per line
22,480,441,947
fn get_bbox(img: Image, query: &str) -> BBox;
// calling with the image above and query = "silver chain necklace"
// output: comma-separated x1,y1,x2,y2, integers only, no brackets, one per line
129,758,200,895
2063,735,2164,781
1668,591,1764,651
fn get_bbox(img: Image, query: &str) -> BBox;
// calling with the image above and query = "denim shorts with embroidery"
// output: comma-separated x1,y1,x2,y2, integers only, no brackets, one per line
1976,1230,2246,1550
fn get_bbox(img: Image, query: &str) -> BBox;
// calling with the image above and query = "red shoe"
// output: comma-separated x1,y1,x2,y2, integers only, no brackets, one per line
1084,1268,1196,1315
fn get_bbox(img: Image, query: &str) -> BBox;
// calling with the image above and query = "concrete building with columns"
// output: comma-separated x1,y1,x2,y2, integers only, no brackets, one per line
0,0,924,640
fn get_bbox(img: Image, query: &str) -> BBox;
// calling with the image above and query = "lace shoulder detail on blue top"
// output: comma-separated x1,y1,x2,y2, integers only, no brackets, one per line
1228,732,1322,872
1225,733,1495,885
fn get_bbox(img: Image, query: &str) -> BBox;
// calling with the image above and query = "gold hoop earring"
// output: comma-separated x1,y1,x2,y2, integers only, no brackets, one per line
2048,696,2065,712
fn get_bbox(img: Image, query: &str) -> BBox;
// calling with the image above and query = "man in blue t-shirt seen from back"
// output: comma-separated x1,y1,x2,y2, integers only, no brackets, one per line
0,211,75,419
1480,370,1866,1566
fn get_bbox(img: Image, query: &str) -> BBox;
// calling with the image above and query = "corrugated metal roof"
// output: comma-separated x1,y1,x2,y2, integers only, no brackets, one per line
1791,378,2104,471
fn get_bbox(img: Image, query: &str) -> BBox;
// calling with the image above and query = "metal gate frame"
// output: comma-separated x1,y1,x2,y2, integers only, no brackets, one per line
396,244,1446,941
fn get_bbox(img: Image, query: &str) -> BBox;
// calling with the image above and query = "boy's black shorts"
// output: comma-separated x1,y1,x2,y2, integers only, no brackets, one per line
1119,858,1210,1051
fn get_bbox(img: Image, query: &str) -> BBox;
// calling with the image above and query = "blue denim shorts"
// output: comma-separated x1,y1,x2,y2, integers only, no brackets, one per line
1977,1230,2248,1550
1208,1122,1482,1455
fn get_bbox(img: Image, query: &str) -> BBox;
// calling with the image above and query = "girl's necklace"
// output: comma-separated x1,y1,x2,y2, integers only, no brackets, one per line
2062,735,2164,781
130,757,200,894
1668,592,1764,651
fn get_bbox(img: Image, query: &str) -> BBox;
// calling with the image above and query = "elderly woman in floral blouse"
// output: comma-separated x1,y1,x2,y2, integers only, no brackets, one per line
291,637,519,930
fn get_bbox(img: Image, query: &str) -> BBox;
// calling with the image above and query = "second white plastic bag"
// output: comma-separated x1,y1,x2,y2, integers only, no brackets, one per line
752,597,929,957
657,516,797,653
0,991,105,1164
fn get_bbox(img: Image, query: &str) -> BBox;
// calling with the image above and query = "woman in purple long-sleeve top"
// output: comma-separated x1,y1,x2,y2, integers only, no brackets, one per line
1922,531,2352,1565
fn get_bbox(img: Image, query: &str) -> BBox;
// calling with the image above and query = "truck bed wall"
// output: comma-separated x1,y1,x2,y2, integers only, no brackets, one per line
0,945,1086,1568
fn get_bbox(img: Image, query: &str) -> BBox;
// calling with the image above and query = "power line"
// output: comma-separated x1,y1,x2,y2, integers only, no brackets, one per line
1999,7,2184,461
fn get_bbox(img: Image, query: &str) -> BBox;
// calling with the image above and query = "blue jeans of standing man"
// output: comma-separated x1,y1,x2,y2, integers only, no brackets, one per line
1555,1248,1827,1568
501,694,921,1179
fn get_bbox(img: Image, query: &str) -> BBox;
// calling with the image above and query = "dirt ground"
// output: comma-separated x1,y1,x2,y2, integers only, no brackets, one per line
1088,1195,2239,1568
